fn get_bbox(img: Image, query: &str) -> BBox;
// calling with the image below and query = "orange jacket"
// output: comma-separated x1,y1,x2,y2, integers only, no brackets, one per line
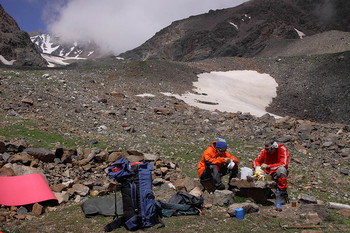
252,143,289,174
198,141,239,178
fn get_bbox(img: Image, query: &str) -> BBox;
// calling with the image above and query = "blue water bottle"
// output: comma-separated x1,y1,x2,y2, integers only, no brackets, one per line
275,188,282,212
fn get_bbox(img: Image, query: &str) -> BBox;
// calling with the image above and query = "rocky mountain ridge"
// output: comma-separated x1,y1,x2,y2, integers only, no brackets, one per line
0,4,47,67
120,0,350,61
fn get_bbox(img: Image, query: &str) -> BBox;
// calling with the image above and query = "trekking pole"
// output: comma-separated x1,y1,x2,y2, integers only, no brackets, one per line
113,183,121,220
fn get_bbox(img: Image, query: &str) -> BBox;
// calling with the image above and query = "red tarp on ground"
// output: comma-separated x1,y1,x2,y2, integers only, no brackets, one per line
0,173,57,206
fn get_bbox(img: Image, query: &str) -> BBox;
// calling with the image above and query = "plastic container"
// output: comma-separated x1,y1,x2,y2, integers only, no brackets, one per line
240,167,253,180
291,196,297,207
235,208,244,219
275,189,282,211
275,202,282,211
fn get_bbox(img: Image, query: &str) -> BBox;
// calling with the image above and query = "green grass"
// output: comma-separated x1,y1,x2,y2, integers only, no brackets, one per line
5,202,347,233
0,116,86,150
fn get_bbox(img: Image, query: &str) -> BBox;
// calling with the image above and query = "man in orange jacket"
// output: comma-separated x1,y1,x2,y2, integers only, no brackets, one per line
253,139,290,203
198,137,239,190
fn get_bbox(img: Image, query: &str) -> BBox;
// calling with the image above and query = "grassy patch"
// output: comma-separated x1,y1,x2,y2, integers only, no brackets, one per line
0,116,86,150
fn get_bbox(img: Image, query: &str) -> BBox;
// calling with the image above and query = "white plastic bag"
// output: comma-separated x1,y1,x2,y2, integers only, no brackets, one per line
240,167,253,180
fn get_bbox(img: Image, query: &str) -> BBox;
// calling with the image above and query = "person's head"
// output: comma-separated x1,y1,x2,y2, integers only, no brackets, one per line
264,139,278,153
215,137,227,153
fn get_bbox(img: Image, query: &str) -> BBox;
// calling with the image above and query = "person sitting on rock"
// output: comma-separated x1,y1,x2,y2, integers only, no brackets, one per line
253,139,290,203
198,137,239,191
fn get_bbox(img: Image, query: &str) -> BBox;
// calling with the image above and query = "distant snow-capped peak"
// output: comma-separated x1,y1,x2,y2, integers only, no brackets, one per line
30,33,102,59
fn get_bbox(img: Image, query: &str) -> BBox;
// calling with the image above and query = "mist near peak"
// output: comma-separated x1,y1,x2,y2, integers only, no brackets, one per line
313,0,336,24
45,0,248,55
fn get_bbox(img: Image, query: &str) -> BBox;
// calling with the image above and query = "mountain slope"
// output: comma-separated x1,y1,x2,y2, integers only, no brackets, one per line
0,4,47,67
258,30,350,57
119,0,350,61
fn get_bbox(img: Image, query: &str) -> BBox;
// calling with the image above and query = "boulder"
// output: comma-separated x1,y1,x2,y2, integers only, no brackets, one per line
54,191,70,204
50,183,67,192
152,178,164,186
306,212,322,225
72,184,90,196
300,204,329,220
298,193,317,204
126,149,143,156
143,153,158,161
61,149,76,163
1,152,11,162
3,163,44,177
24,148,55,163
227,202,259,217
183,176,196,192
6,141,26,153
95,151,108,163
0,166,16,176
32,203,44,216
214,190,235,206
9,152,33,164
0,140,6,153
108,152,126,162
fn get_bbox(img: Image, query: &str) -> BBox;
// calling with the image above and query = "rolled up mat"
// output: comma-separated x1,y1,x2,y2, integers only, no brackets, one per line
0,173,57,206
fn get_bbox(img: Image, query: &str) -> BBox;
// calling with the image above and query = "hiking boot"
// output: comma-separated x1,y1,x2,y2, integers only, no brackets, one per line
215,183,225,190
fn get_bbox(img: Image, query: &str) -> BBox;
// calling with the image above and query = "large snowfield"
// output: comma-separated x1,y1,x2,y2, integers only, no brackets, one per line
162,70,279,117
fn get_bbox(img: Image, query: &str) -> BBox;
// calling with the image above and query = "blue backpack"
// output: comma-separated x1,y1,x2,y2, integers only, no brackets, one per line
105,157,164,231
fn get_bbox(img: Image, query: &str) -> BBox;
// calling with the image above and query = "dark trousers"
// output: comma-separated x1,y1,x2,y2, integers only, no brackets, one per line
200,164,238,187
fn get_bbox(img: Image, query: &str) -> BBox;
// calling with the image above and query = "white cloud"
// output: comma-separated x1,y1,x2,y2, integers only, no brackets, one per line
45,0,248,55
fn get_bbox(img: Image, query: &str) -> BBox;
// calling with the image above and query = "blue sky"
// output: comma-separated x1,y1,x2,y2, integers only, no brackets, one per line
0,0,59,33
0,0,248,54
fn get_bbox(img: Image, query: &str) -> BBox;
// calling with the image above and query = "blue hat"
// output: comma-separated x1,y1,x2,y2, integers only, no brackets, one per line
216,141,227,148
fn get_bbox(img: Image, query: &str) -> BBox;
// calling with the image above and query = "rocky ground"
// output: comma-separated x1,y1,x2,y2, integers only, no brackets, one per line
0,56,349,232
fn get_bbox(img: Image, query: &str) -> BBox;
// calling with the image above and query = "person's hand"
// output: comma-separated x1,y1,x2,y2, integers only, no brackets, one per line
261,163,270,170
224,158,231,164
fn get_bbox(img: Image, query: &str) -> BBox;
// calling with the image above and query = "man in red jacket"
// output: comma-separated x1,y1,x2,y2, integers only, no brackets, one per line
253,139,290,203
198,137,239,191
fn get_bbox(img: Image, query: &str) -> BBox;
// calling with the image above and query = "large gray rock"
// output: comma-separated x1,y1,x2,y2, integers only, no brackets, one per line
227,202,260,217
298,193,318,204
72,184,90,196
300,204,329,220
214,190,235,206
8,151,33,164
3,163,45,178
54,191,70,204
24,148,55,163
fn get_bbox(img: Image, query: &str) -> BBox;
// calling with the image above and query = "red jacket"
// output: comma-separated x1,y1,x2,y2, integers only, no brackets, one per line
252,143,289,174
198,141,239,178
